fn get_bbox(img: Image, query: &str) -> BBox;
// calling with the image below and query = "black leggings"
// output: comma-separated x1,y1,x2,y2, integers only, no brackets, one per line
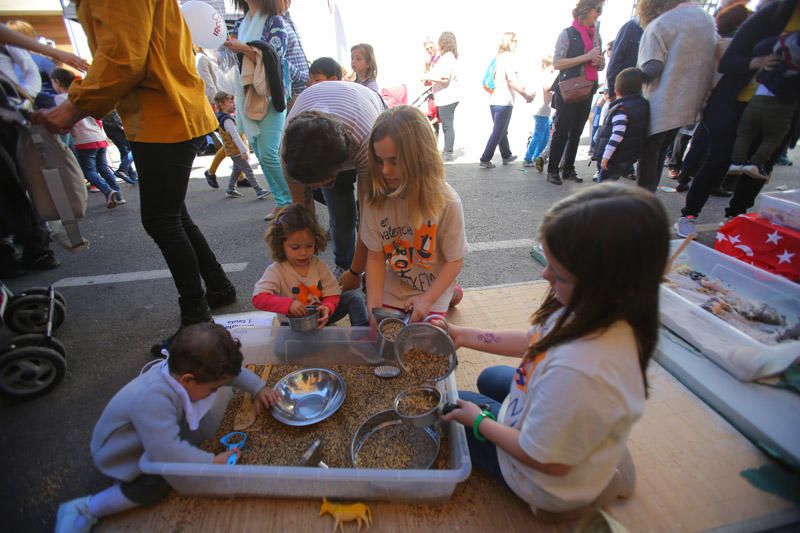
131,137,230,325
547,97,592,175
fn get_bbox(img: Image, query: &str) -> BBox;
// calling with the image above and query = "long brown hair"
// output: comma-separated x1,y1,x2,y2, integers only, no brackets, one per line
529,184,669,392
366,106,450,228
438,31,459,59
351,43,378,81
636,0,687,27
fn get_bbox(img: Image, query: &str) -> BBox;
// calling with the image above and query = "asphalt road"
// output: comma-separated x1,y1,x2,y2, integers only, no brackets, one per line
1,146,796,532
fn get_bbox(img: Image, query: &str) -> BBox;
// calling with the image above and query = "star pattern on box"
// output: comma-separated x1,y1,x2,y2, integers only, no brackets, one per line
714,213,799,282
766,230,783,245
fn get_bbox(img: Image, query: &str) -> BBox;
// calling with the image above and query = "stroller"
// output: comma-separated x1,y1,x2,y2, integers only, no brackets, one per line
410,86,439,130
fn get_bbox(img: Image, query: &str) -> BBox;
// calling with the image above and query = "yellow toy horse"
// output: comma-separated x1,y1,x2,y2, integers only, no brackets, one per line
320,497,372,532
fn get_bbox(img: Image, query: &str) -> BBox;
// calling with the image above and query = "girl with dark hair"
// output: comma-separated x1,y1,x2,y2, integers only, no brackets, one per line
438,183,669,520
546,0,605,185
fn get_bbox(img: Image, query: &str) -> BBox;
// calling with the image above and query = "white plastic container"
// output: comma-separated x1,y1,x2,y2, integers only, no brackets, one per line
661,240,800,381
757,189,800,231
140,325,471,502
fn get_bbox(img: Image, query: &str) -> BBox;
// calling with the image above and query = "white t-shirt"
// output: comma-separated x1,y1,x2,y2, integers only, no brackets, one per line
430,51,460,107
489,52,517,106
497,313,645,512
360,184,467,313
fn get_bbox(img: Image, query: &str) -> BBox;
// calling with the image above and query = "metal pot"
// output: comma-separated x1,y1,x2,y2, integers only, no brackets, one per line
288,306,319,333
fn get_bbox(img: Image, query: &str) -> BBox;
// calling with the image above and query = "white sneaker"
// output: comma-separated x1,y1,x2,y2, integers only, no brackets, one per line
255,189,271,200
263,208,279,221
225,189,243,198
674,216,698,238
55,496,97,533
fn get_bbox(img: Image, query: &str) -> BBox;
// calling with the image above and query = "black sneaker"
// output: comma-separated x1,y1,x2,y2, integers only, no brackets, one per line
563,169,583,183
204,170,219,189
206,285,237,309
676,180,690,193
546,172,563,185
150,332,177,358
22,251,60,270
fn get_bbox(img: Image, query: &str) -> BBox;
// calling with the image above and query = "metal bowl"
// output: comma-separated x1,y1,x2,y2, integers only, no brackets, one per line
351,410,440,469
371,307,409,324
271,368,346,426
393,386,442,428
394,323,457,382
288,306,319,333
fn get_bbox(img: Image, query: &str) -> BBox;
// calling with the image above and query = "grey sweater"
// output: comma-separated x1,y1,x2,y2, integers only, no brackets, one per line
90,363,264,481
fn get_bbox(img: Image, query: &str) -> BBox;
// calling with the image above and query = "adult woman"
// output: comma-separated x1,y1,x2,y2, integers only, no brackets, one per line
479,32,532,169
675,0,798,237
225,0,293,220
34,0,235,354
546,0,605,185
636,0,717,192
423,31,460,161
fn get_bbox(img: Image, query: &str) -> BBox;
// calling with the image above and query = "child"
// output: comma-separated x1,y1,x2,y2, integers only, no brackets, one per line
50,68,125,209
252,204,369,327
438,183,669,519
362,105,467,324
308,57,343,86
728,31,800,181
592,67,650,182
55,323,277,532
350,43,380,94
213,91,270,200
523,56,555,171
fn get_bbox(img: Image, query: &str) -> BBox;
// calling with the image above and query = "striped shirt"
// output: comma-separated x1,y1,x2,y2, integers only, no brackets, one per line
286,81,385,181
602,110,628,162
284,11,309,98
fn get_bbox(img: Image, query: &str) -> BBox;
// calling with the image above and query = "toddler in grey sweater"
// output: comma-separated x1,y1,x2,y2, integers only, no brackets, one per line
55,323,277,533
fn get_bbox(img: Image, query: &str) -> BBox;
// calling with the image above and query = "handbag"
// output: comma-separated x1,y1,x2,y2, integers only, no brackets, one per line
558,76,594,104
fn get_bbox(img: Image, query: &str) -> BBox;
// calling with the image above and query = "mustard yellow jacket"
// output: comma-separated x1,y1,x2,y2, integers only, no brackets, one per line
68,0,216,143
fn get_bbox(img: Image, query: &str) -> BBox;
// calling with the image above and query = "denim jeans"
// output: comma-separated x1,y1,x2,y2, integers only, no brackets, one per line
131,136,231,325
437,101,459,153
76,147,120,196
328,289,369,326
525,116,551,161
480,105,514,162
457,365,516,487
321,169,358,270
250,108,292,207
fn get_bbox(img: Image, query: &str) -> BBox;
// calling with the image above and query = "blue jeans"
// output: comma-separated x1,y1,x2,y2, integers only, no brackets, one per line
250,108,292,207
321,169,358,270
328,289,369,326
524,116,551,161
458,365,516,487
480,105,514,162
77,147,120,197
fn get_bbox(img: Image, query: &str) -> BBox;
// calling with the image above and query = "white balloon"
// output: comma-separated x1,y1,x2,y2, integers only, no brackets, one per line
180,1,227,50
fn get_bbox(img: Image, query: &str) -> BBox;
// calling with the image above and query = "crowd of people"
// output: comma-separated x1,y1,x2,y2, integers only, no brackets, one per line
0,0,796,530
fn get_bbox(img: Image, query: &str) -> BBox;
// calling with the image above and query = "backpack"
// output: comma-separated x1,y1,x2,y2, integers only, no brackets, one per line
482,58,496,94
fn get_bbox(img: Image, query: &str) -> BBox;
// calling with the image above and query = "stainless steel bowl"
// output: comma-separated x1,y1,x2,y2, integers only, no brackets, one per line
288,306,319,333
371,307,409,324
351,410,440,469
376,317,405,360
394,323,457,382
271,368,346,426
393,386,442,428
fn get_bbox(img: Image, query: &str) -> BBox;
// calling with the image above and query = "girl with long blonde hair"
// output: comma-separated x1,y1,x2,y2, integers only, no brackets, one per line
362,106,467,323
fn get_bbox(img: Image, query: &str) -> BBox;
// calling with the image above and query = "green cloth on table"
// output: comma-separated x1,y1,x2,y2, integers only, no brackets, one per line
741,464,800,506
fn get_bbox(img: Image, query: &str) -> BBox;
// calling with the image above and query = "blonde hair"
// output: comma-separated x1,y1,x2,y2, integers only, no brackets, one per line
7,20,37,39
637,0,687,27
366,106,450,228
497,32,517,55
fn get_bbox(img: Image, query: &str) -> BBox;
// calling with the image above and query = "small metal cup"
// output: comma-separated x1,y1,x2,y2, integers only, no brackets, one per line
376,317,405,360
288,306,319,333
393,386,442,428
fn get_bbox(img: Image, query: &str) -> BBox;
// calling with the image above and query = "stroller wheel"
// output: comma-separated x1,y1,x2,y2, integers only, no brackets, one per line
15,287,66,308
4,334,66,358
4,294,66,334
0,346,66,398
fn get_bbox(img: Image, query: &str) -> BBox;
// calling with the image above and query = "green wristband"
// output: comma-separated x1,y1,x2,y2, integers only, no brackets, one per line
472,409,496,442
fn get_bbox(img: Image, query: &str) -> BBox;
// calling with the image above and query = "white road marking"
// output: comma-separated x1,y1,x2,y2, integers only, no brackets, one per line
468,239,536,253
53,263,249,288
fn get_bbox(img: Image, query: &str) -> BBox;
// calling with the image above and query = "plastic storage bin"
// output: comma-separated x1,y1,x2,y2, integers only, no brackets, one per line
661,240,800,381
757,189,800,231
140,325,472,502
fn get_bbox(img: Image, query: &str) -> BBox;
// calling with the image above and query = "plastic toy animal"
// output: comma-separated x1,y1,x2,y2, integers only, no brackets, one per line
320,497,372,532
